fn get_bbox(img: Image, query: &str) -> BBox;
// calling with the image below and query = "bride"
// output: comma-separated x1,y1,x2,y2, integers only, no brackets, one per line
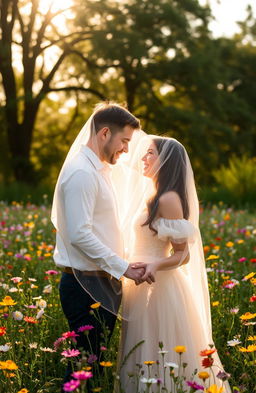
116,134,231,393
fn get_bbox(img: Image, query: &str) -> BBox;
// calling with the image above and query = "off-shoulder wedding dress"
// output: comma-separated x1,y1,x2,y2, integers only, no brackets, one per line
119,212,231,393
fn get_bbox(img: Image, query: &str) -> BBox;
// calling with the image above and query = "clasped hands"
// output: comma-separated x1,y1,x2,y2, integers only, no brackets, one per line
124,262,157,285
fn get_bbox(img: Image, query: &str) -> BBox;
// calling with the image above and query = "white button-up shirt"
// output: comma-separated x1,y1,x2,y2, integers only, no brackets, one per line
53,146,129,280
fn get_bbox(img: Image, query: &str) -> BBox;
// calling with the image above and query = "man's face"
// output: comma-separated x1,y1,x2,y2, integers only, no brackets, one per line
103,125,135,164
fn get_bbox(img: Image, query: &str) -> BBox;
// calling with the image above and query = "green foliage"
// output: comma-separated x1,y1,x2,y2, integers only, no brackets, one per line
212,155,256,207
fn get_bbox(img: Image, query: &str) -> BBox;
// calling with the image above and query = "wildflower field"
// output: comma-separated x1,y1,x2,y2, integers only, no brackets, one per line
0,201,255,393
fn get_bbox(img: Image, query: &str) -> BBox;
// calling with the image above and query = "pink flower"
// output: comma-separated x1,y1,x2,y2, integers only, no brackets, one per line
45,269,59,275
238,257,247,263
61,349,81,358
63,379,80,392
186,380,204,390
62,331,79,341
77,325,94,332
100,346,107,351
54,337,66,349
72,370,93,380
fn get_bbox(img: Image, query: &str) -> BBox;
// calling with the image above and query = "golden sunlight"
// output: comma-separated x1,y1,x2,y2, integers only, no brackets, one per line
38,0,74,14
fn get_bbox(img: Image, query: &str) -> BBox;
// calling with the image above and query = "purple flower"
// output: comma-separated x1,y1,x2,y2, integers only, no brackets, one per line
61,349,81,358
63,379,80,392
186,380,204,390
217,370,231,381
87,354,98,364
77,325,94,332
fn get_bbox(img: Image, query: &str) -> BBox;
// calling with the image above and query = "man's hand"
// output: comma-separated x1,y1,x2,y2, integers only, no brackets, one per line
129,263,156,285
124,264,145,285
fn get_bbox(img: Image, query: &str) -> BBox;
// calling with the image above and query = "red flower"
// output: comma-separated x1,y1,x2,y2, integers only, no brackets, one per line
24,316,38,324
200,349,216,357
202,357,214,368
250,258,256,263
0,327,6,336
249,295,256,302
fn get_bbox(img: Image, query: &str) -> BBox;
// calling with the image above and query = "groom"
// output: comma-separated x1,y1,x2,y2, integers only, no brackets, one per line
52,102,149,391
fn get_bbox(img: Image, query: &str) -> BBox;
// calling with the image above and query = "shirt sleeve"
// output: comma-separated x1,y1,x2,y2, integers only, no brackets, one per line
62,169,128,280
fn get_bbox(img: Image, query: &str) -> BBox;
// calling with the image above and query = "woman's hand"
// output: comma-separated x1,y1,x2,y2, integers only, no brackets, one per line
131,262,158,285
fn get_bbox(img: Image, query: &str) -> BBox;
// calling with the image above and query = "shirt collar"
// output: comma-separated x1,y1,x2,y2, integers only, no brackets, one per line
80,145,111,173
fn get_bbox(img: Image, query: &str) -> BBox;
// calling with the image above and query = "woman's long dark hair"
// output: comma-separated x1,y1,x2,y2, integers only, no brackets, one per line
143,138,189,234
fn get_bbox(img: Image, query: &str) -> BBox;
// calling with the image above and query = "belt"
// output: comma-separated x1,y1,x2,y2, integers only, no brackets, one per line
62,267,111,278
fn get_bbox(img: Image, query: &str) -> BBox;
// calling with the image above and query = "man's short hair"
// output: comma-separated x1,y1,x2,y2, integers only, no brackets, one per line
93,102,140,134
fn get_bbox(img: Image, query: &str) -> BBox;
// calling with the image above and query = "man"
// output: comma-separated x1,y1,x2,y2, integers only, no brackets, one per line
51,102,151,391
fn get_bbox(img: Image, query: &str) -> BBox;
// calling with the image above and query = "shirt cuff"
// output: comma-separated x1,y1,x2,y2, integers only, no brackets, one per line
104,255,129,280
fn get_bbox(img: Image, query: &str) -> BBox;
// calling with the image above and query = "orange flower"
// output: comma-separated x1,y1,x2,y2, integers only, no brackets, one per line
239,345,256,353
99,361,113,367
200,348,216,357
24,316,38,324
18,389,29,393
0,296,17,306
239,312,256,320
144,361,156,365
198,371,210,381
206,385,224,393
0,360,18,370
90,302,101,309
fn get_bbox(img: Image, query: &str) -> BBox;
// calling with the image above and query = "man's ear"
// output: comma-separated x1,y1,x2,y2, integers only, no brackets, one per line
99,127,111,141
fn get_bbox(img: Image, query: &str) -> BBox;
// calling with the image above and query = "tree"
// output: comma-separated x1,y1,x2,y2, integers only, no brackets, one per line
0,0,105,183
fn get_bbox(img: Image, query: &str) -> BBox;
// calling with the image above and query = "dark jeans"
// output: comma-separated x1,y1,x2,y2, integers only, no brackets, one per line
59,272,118,392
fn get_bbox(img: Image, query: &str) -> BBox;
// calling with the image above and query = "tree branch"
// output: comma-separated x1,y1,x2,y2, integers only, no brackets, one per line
47,86,106,100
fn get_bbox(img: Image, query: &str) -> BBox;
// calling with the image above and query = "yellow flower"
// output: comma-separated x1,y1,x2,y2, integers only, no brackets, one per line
90,302,101,309
239,344,256,352
173,346,186,353
206,385,224,393
0,360,18,370
237,239,244,244
99,361,113,367
248,336,256,341
18,389,29,393
240,312,256,320
198,371,210,380
0,296,17,306
212,301,219,307
243,272,255,281
144,361,156,365
206,255,219,260
226,241,234,248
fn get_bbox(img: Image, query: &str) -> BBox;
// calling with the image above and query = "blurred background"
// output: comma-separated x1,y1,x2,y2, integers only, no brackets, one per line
0,0,255,207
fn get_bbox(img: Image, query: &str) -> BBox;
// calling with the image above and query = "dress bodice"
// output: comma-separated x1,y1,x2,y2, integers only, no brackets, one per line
130,211,197,262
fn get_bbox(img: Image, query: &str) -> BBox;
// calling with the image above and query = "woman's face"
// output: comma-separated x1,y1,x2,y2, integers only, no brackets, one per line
142,142,159,178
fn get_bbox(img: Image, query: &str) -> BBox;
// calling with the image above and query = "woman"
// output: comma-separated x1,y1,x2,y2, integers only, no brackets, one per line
118,136,231,393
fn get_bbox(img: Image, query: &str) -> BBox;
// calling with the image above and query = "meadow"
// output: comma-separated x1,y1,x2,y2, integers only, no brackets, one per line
0,201,255,393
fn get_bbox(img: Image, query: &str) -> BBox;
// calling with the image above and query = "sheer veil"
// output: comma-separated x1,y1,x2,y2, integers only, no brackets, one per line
51,114,212,335
112,132,212,338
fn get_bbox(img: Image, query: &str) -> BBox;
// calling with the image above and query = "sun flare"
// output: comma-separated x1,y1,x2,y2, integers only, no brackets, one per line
39,0,74,14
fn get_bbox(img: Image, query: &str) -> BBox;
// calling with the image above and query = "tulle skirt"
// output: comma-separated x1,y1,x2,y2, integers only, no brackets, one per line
119,266,231,393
